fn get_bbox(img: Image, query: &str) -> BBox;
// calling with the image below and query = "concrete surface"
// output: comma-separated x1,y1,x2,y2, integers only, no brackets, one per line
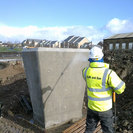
22,48,89,129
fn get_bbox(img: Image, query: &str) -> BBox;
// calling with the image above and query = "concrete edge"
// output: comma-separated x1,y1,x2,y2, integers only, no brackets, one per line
22,48,89,53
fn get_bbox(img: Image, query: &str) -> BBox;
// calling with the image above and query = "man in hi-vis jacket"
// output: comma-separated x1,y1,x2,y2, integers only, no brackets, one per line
82,46,125,133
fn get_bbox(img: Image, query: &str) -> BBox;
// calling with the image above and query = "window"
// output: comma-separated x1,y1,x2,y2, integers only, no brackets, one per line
122,43,126,49
129,42,133,49
109,44,113,50
115,43,119,49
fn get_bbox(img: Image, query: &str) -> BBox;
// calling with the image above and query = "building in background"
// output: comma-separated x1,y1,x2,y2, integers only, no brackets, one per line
103,32,133,51
61,35,89,48
22,36,92,49
22,39,42,47
80,42,93,49
0,41,2,46
38,40,60,48
22,39,60,48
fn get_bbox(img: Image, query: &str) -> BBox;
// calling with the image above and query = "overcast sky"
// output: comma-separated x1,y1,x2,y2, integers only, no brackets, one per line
0,0,133,44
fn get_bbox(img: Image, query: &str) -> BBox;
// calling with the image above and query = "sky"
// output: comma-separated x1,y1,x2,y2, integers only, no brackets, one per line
0,0,133,44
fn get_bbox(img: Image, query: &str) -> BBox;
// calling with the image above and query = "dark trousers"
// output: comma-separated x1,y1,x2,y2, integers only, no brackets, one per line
85,108,114,133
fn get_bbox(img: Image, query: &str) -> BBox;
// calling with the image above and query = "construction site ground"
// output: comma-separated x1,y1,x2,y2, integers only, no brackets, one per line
0,50,133,133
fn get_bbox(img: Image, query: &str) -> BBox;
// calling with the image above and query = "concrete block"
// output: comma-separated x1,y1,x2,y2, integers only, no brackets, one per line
22,48,89,129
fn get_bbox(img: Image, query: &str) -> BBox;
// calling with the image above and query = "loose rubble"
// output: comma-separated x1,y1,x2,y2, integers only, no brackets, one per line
104,50,133,133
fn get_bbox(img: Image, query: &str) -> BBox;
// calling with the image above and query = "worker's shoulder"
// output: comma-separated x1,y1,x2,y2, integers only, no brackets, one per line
107,68,118,77
82,67,89,72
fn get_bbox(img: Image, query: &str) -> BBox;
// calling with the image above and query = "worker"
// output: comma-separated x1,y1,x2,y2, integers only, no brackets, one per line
82,46,126,133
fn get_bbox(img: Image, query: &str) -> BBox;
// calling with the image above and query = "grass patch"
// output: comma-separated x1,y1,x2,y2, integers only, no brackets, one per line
0,47,22,52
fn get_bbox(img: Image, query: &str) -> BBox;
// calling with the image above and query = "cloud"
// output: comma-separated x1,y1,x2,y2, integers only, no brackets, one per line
0,18,133,44
0,25,39,42
0,24,105,44
106,18,133,34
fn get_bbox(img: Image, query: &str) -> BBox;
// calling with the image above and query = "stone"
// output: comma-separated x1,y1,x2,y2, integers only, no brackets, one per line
128,131,133,133
123,120,129,127
123,129,128,133
127,124,131,129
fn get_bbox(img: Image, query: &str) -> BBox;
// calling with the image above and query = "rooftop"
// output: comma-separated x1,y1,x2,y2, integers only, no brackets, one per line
105,32,133,40
63,36,74,42
69,36,79,43
74,37,85,44
27,39,42,42
63,36,86,44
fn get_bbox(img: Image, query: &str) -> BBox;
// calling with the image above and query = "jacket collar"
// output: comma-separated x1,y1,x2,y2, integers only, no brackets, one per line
90,62,109,68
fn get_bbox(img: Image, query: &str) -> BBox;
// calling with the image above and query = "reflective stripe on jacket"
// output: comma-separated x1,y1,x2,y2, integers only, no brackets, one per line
82,62,126,112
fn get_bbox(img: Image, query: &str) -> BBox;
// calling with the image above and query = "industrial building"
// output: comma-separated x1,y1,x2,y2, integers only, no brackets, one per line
103,32,133,51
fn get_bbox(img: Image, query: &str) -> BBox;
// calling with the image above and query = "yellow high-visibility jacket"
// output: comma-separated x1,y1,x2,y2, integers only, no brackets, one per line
82,62,126,112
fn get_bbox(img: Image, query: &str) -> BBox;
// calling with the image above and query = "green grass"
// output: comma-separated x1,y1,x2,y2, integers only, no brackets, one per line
0,47,22,52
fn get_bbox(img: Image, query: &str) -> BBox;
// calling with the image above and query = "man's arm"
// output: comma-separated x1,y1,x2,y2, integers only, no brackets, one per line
108,70,126,94
82,67,89,81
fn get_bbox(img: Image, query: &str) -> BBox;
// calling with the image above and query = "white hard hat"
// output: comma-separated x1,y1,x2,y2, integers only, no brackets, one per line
89,46,104,60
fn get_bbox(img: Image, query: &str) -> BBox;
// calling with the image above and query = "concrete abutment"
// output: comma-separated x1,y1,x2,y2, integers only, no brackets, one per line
22,48,89,129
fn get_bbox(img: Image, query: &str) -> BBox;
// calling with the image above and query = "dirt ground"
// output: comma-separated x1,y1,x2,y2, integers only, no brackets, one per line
0,62,44,133
0,50,133,133
0,62,79,133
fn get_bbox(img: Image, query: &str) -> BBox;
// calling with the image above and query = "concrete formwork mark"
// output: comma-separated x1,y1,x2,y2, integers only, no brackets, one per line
43,56,74,107
43,51,88,107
